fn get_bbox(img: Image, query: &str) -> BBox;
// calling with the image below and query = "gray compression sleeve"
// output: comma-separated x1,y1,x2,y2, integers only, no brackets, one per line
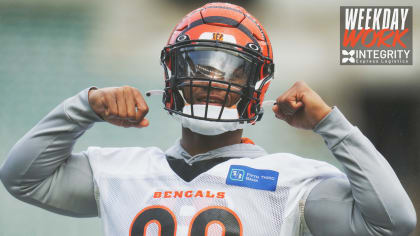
304,107,416,236
0,88,102,217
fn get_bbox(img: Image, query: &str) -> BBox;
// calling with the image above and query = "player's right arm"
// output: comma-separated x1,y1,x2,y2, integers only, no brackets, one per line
0,86,148,217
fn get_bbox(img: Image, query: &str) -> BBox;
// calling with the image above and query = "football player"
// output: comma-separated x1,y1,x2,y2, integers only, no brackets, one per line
0,3,416,236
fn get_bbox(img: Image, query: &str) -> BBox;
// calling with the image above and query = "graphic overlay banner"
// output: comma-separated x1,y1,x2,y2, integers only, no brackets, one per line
340,6,413,65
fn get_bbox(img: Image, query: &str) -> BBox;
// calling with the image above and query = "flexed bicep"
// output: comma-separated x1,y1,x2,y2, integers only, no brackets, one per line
0,88,101,217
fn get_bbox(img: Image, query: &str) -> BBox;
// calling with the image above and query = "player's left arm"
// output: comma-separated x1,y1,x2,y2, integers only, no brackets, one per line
273,81,416,236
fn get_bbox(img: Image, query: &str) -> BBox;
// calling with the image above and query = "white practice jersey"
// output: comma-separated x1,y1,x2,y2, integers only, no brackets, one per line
1,89,415,236
88,146,345,236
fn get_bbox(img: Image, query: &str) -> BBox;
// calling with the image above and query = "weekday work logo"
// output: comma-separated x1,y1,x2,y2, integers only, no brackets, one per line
340,6,412,65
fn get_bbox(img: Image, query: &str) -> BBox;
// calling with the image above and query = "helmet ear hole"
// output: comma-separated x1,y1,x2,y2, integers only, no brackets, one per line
161,49,172,71
262,63,274,78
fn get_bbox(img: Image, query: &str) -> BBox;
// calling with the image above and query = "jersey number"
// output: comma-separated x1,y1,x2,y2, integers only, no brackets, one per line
129,205,242,236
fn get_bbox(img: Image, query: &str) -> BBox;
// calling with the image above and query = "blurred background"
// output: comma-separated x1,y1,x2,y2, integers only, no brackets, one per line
0,0,418,235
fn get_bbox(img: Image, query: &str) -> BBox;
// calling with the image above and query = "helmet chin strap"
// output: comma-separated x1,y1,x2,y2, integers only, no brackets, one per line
262,100,276,106
145,90,165,97
146,89,275,115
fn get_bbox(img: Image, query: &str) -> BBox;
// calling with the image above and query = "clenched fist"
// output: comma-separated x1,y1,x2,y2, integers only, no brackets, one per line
88,86,149,128
272,81,332,130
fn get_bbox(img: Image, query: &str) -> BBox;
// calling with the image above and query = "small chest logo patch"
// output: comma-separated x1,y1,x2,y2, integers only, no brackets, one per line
226,165,279,191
